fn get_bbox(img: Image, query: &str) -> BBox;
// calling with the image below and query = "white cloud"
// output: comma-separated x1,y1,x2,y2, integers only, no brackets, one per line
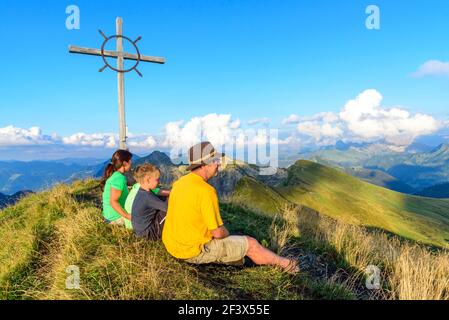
340,90,439,144
295,89,441,146
128,136,157,149
0,126,58,146
62,133,117,148
282,114,302,125
162,114,241,149
2,94,443,159
278,135,300,145
412,60,449,78
0,125,161,161
247,117,271,126
297,122,343,140
62,132,158,150
283,112,339,127
230,119,241,129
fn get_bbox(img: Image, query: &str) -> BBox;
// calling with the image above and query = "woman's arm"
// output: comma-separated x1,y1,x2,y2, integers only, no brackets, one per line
110,188,132,220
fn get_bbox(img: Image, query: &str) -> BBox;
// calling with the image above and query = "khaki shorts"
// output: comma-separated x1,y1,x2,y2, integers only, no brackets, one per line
185,236,249,265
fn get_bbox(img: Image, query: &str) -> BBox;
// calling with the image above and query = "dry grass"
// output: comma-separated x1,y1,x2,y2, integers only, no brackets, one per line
17,182,216,300
1,180,304,300
269,205,299,255
2,179,448,300
287,206,449,300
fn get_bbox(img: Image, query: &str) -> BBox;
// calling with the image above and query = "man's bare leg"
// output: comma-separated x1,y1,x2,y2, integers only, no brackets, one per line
245,236,298,273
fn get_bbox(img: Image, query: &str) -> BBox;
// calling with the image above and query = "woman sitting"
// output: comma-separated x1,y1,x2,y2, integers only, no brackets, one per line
101,150,133,226
130,164,168,240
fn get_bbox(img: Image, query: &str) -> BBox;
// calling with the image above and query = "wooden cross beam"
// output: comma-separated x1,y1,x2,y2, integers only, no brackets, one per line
69,17,166,150
69,45,165,64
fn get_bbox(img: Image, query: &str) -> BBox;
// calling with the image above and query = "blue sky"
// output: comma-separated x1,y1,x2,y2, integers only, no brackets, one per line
1,0,449,159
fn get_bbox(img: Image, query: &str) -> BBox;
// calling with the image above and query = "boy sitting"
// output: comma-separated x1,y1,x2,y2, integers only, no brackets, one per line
125,164,169,240
124,165,170,230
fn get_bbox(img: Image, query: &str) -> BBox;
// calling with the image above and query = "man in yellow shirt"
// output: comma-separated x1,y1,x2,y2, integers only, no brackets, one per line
162,142,299,273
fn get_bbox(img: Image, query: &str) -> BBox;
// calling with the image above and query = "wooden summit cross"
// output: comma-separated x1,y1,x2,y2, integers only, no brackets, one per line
69,17,166,149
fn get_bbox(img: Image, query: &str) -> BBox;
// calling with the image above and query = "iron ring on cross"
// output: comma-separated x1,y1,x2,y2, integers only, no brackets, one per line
99,30,142,76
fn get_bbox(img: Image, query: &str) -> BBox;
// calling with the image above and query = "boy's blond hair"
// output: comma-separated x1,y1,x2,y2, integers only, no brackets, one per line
133,164,161,184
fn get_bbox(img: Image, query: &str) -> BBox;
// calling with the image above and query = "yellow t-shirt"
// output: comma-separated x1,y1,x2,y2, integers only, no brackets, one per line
162,173,223,259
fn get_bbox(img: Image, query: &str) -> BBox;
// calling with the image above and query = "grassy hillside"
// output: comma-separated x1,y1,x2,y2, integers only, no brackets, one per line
277,160,449,248
343,167,416,194
0,180,359,300
1,178,448,300
231,177,292,214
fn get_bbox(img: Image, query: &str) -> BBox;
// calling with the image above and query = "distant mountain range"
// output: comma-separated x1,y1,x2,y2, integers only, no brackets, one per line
298,141,449,195
0,190,33,209
416,183,449,199
1,140,449,200
0,160,102,195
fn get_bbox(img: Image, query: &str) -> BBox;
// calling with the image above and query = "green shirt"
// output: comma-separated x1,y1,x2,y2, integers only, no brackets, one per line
102,171,129,222
124,183,161,229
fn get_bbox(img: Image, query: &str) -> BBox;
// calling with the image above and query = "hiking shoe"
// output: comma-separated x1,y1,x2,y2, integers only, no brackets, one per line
283,259,300,275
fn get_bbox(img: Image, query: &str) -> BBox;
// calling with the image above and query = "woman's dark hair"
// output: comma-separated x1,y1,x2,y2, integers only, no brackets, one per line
101,149,133,189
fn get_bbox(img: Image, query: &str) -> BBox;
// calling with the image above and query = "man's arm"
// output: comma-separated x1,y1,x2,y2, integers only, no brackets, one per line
158,189,171,197
210,225,230,239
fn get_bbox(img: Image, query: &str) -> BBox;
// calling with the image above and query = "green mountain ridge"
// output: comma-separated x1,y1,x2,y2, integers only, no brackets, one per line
232,176,292,214
300,143,449,193
230,160,449,248
130,154,449,248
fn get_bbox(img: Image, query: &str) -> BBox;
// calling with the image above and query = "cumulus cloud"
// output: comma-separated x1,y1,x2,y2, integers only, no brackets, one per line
282,112,339,126
282,114,302,125
412,60,449,78
297,122,343,140
340,90,439,144
247,118,271,126
162,114,241,149
293,89,441,146
277,135,300,145
62,133,117,148
0,126,58,146
127,135,157,149
3,94,443,159
62,132,159,150
0,126,159,152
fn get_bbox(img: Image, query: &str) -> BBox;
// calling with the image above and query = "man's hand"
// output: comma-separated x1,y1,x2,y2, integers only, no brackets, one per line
158,189,171,197
210,225,230,239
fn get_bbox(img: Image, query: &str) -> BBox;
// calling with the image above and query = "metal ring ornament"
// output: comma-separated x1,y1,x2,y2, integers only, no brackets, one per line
99,33,142,75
